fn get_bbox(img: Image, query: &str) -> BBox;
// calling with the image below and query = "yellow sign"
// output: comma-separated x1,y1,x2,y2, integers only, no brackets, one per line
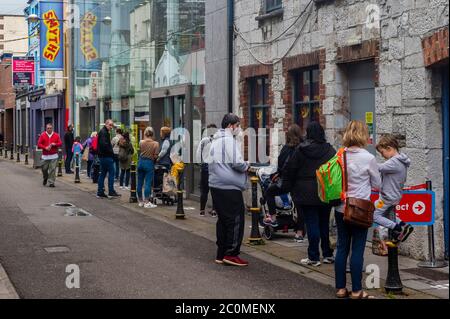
365,112,374,124
80,12,99,62
42,10,61,63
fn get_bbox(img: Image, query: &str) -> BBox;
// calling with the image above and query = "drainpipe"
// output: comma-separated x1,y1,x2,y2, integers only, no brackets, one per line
227,0,234,114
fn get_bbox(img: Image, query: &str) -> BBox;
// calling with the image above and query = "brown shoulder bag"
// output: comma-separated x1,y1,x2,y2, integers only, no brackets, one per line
343,149,375,229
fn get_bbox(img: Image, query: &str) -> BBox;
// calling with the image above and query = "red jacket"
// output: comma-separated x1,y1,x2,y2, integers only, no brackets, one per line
37,132,63,156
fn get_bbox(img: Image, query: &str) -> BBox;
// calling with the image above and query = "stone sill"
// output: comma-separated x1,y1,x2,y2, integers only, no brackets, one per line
255,8,284,22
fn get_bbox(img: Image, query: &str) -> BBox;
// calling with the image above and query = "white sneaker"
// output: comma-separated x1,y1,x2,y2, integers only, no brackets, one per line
144,202,157,209
119,186,124,190
124,186,130,191
138,202,144,207
300,258,321,267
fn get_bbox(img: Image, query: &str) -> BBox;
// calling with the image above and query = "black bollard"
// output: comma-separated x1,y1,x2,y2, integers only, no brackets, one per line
4,141,8,159
57,149,63,177
24,145,29,165
175,168,185,219
74,153,81,183
0,142,3,157
248,173,264,245
129,162,138,203
10,143,14,160
16,144,20,162
384,207,403,294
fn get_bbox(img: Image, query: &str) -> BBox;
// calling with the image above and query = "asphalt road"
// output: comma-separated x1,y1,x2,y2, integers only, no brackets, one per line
0,159,334,299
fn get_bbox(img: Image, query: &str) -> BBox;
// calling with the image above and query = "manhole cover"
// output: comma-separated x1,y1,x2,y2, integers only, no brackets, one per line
44,246,70,253
65,207,92,217
52,202,75,208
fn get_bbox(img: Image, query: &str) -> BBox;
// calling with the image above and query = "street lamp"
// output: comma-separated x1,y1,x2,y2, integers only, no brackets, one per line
27,13,40,24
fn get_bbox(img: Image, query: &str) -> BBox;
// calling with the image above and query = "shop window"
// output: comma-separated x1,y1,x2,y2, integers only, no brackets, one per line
249,76,270,163
265,0,282,13
293,67,321,134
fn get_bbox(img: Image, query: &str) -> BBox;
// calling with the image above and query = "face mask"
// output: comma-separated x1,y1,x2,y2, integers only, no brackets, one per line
232,127,241,136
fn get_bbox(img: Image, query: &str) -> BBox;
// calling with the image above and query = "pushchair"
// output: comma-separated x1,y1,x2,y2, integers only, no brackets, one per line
151,164,176,206
256,166,297,240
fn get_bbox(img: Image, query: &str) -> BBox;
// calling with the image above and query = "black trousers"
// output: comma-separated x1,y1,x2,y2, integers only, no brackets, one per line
293,200,306,233
200,169,214,211
265,183,285,216
211,188,245,259
65,151,73,173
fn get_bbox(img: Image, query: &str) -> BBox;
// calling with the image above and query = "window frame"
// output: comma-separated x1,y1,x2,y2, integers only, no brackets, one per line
265,0,283,13
293,66,321,132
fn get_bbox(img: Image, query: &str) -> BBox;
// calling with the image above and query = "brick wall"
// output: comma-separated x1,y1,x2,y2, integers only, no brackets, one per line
422,27,449,68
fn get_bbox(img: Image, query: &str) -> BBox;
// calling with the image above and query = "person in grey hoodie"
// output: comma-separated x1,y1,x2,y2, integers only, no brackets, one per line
374,134,414,245
209,113,249,267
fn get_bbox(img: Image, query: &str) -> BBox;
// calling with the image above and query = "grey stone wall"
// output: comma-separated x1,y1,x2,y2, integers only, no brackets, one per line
233,0,449,260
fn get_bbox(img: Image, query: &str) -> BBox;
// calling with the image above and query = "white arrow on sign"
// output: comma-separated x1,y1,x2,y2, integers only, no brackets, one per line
412,201,426,215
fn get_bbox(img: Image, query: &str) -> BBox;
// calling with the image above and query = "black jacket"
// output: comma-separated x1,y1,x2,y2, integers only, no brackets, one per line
64,131,74,153
282,140,336,206
97,126,114,158
277,144,296,177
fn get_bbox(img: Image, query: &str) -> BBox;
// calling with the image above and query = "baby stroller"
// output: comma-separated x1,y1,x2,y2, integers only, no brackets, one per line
256,166,297,240
151,164,176,206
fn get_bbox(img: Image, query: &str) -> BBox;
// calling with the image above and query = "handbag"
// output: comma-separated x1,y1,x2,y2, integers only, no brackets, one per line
82,146,89,161
343,149,375,229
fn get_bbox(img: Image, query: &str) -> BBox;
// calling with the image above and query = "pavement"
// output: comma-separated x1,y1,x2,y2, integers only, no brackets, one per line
0,156,449,299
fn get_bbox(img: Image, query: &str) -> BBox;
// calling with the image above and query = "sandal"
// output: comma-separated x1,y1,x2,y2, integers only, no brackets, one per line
336,288,349,298
351,291,376,299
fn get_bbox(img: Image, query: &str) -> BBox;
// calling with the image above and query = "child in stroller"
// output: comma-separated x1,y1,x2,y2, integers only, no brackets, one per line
152,164,176,205
257,166,297,240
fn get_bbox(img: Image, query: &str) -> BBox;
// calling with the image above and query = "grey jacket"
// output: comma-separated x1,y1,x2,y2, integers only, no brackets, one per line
208,129,249,191
379,153,411,204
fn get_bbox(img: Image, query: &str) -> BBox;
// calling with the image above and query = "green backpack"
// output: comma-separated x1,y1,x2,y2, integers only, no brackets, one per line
316,148,346,206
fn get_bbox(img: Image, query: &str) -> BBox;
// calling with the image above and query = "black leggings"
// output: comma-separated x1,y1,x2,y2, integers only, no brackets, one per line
294,201,305,233
265,183,285,216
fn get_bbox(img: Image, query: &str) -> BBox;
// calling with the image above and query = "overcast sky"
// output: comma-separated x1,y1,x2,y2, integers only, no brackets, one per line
0,0,28,15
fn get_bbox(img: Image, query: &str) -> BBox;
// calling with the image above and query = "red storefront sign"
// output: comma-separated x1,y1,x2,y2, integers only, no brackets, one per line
371,190,435,226
12,57,35,87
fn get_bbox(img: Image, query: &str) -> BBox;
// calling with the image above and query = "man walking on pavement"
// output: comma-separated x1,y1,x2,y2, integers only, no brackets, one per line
97,119,121,199
209,114,249,267
64,124,74,174
37,123,63,188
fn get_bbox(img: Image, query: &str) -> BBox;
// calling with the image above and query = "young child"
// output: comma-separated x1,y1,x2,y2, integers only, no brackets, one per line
375,134,414,246
72,136,84,168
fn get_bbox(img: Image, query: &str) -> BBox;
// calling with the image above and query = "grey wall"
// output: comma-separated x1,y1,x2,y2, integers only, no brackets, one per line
205,0,229,127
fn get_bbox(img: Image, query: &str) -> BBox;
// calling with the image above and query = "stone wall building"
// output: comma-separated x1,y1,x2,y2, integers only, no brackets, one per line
233,0,449,260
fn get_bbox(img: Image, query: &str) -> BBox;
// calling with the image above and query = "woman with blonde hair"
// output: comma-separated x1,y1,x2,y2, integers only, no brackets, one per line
334,120,381,299
137,127,160,208
157,126,172,169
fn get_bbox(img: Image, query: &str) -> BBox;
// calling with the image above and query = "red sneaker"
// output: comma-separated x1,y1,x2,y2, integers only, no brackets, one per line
223,255,249,267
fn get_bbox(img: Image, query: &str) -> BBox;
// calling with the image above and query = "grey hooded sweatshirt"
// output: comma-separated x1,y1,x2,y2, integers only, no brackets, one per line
208,129,248,191
379,153,411,204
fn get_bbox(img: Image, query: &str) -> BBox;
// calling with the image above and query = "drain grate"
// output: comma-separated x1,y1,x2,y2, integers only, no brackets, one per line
65,207,93,217
44,246,70,253
52,202,75,208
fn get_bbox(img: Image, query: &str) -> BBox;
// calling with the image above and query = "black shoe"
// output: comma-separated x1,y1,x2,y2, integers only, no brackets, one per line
66,171,74,174
108,192,121,198
398,224,414,243
96,192,108,199
43,178,47,186
48,184,55,188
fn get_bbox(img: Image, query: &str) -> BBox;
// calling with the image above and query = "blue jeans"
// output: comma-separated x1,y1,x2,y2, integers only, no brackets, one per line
98,157,116,195
334,211,368,292
302,205,333,262
137,158,155,201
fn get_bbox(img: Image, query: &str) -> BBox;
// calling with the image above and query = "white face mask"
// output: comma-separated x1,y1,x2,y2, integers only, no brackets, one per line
232,126,241,136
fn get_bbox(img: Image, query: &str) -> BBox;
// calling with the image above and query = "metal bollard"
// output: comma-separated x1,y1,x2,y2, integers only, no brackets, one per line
175,168,185,219
0,142,3,157
10,143,14,160
74,153,81,183
384,207,403,294
4,141,8,159
24,145,29,165
57,149,63,177
16,144,20,162
418,181,448,268
248,171,264,245
129,162,138,203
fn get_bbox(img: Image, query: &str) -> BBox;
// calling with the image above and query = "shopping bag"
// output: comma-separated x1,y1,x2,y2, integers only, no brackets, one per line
82,146,89,161
163,172,177,195
372,226,389,256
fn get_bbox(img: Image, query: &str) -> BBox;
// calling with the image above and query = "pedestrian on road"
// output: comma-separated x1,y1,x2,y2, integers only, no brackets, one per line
37,123,63,188
284,122,336,267
82,132,97,178
137,127,159,208
72,136,84,169
374,134,414,245
196,123,218,217
119,132,134,190
209,113,249,267
97,119,121,198
157,127,172,170
64,124,74,174
111,128,123,181
265,124,303,240
334,120,381,299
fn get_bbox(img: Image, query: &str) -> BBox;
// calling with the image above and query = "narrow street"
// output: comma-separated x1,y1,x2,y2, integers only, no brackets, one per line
0,159,334,299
